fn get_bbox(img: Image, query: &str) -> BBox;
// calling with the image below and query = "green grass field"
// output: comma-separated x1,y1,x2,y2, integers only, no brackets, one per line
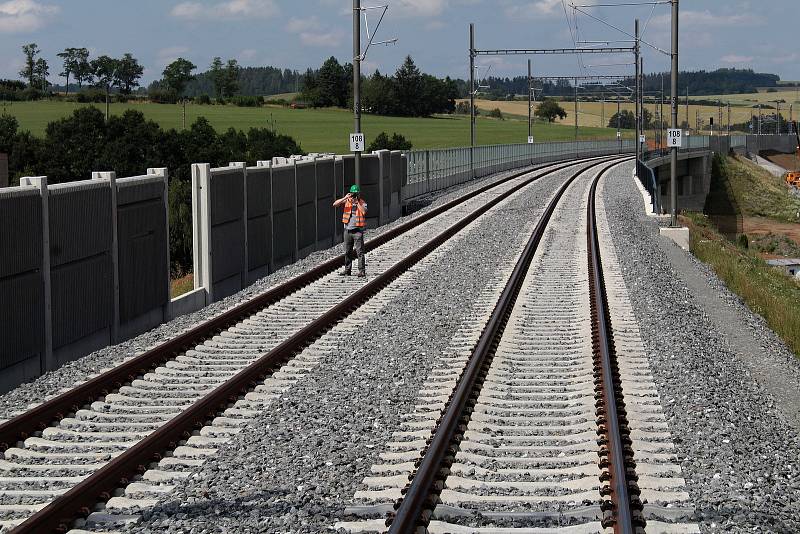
0,100,627,153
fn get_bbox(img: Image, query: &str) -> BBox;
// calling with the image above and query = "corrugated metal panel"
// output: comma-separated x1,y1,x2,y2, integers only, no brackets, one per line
361,155,380,229
0,271,44,369
0,153,7,188
211,220,245,284
316,159,335,246
117,180,163,206
117,196,168,323
51,254,112,349
271,165,295,212
247,168,271,273
296,162,315,253
48,186,112,268
211,168,244,226
0,193,42,278
272,165,296,268
390,152,404,192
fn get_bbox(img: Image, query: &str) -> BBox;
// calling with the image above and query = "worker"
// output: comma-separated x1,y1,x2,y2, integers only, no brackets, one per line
333,184,368,277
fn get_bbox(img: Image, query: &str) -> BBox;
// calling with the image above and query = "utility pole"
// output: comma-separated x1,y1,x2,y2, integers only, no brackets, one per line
669,0,679,227
640,56,644,153
634,18,640,165
353,0,362,186
574,78,578,143
527,59,532,142
727,102,730,135
776,100,781,134
758,104,762,135
469,23,475,176
601,92,605,129
660,72,664,150
685,86,689,132
617,97,621,152
717,100,722,135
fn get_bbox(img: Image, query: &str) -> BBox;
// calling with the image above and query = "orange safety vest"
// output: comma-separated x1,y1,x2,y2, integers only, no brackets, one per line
342,198,366,228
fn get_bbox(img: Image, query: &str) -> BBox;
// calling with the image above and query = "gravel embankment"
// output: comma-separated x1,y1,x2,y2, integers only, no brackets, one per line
123,165,578,533
602,162,800,533
0,164,542,421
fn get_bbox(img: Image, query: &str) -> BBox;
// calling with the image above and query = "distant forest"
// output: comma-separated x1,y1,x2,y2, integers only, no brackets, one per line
148,66,303,97
471,68,781,99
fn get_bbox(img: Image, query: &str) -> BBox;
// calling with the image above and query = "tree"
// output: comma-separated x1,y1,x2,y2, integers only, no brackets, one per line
34,58,49,92
535,99,567,122
57,48,81,95
394,56,423,116
367,132,412,152
91,55,120,120
162,58,197,97
607,108,653,129
222,59,240,98
73,48,92,88
19,43,39,87
116,53,144,94
210,57,225,99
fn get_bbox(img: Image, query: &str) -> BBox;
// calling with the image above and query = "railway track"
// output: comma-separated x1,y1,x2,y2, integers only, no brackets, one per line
0,155,623,534
338,159,699,533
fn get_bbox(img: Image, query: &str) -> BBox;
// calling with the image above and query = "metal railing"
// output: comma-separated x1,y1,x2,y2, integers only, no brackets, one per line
636,159,661,215
403,139,634,200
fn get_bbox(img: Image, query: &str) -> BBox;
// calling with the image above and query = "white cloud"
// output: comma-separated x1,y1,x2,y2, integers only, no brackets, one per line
286,15,344,47
0,0,59,33
721,54,753,64
506,0,593,20
171,0,279,20
240,48,257,60
287,16,319,33
392,0,448,18
651,10,763,29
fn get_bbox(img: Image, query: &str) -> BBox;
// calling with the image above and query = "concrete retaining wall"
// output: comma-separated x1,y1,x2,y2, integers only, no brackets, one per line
0,169,170,393
192,151,404,306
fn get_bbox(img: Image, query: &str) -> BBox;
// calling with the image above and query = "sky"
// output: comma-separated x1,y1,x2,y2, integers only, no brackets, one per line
0,0,797,87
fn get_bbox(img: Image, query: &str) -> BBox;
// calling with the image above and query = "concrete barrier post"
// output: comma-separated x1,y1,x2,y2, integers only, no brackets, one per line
92,171,120,343
147,167,170,320
230,162,248,289
191,163,212,304
291,161,298,261
21,176,53,373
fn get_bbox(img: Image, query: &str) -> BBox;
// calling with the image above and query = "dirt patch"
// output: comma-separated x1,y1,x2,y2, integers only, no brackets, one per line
744,216,800,260
762,151,800,172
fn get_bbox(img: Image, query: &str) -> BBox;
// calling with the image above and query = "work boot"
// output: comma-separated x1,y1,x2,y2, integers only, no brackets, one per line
357,271,366,278
339,270,351,276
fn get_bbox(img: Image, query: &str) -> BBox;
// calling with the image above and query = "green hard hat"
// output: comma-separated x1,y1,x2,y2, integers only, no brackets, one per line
349,184,361,194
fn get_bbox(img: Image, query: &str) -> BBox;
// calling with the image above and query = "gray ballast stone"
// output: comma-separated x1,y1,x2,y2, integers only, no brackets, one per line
601,162,800,533
123,164,584,533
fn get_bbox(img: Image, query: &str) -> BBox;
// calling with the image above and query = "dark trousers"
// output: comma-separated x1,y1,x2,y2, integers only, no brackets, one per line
344,229,365,273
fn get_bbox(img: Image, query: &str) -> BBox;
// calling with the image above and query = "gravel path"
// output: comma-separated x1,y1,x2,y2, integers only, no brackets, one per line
122,164,579,533
601,162,800,533
0,164,541,422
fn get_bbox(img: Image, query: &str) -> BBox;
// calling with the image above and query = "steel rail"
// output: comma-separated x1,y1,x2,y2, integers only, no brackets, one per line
387,156,631,534
8,156,620,534
587,161,639,533
0,156,613,455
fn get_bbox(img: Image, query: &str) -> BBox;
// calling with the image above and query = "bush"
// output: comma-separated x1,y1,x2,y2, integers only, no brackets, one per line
488,108,504,120
367,132,413,152
231,95,264,107
148,87,179,104
195,94,211,105
76,88,107,103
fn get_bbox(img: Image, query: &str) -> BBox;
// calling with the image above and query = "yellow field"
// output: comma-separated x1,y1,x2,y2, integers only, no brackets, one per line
468,94,796,133
704,89,800,106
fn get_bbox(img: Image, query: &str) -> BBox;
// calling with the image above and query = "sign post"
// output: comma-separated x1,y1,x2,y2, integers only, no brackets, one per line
350,133,365,152
667,128,683,148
